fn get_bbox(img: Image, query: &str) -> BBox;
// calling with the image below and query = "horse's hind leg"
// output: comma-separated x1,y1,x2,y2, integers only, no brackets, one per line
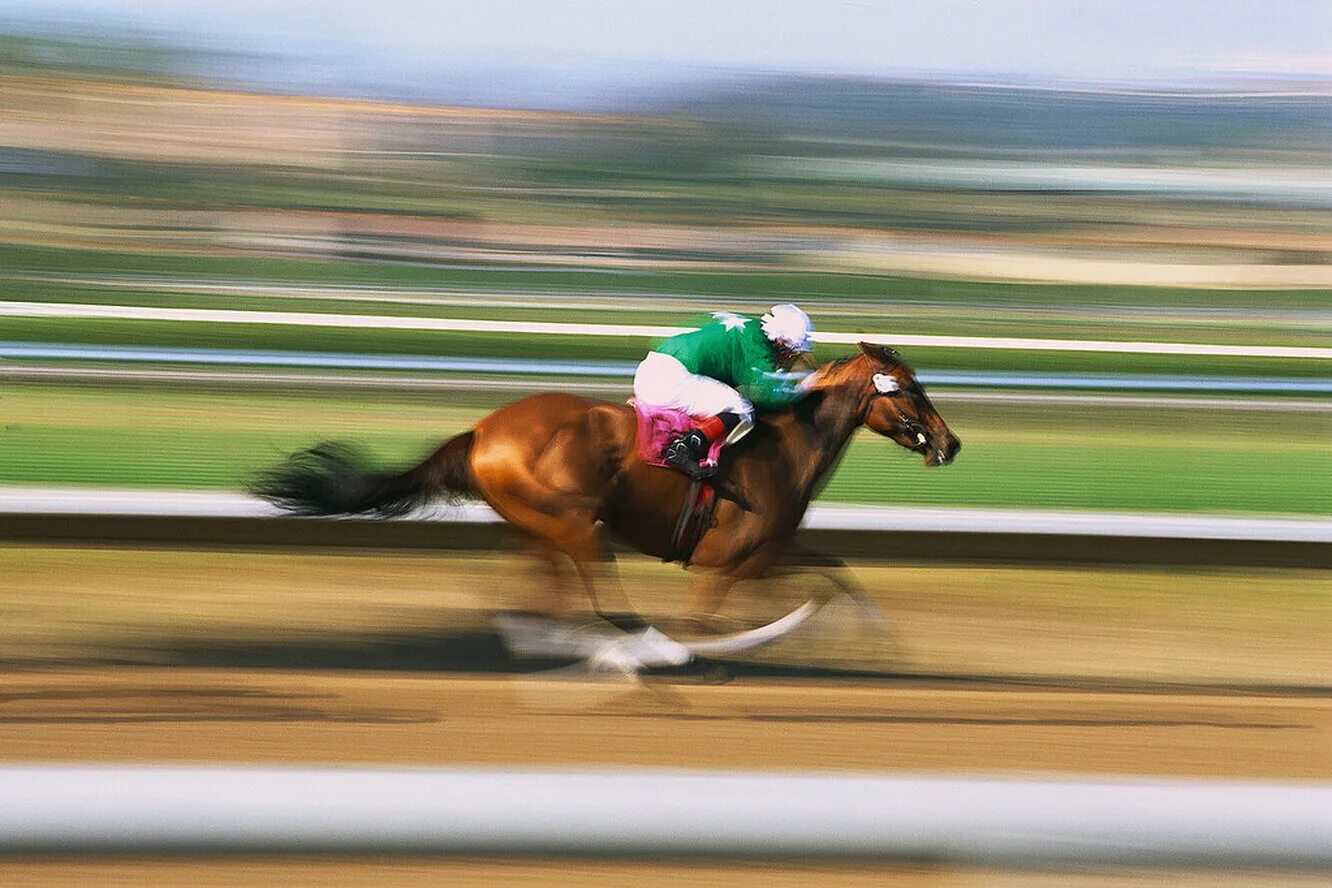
484,484,634,620
558,523,641,624
512,535,572,618
500,511,689,671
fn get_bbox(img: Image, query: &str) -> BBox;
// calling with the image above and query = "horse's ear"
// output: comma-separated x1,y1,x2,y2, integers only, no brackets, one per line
857,341,899,364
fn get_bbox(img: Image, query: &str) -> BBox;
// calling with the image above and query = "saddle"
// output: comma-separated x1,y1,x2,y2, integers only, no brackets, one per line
630,399,720,564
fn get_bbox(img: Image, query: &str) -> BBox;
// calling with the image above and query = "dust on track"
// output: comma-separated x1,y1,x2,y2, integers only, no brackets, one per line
0,668,1327,778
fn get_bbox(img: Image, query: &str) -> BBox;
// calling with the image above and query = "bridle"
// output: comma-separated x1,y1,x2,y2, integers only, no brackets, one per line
870,370,930,447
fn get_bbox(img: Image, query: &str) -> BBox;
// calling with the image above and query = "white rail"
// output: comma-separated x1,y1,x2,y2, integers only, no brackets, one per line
2,488,1330,542
0,766,1328,864
3,300,1329,358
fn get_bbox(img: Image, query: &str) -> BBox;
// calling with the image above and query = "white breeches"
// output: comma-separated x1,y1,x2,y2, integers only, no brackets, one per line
634,352,754,438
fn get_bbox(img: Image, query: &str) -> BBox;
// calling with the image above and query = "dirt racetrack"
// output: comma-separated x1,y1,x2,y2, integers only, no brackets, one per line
1,668,1329,887
2,547,1328,884
1,669,1328,777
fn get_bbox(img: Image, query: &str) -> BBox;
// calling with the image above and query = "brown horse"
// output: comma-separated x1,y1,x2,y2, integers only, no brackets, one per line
253,342,959,634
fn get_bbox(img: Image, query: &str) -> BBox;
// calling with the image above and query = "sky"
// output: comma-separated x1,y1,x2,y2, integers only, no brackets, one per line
7,0,1331,85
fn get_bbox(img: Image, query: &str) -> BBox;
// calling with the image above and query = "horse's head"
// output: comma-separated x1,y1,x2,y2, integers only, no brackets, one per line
846,342,961,467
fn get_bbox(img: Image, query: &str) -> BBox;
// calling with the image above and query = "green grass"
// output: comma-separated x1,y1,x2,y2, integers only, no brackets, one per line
0,385,473,490
3,242,1327,379
826,409,1332,514
2,277,1324,349
2,383,1328,514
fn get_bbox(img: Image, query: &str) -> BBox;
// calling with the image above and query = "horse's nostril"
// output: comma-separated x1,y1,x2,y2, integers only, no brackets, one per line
937,437,960,465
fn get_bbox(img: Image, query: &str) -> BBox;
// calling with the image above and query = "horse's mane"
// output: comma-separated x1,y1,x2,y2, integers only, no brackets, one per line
754,344,911,426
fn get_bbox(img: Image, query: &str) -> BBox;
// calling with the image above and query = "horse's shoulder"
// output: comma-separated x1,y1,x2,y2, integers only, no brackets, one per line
750,408,807,444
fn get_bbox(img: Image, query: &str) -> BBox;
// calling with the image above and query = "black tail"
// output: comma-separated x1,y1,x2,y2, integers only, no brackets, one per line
250,432,476,518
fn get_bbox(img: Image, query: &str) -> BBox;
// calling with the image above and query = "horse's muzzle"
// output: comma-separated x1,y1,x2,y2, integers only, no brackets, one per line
926,435,961,467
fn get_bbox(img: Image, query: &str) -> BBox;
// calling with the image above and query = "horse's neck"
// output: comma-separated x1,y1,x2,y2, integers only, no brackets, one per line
783,385,863,498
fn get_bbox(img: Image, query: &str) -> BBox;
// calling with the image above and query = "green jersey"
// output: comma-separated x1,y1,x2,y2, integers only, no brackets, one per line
653,312,807,409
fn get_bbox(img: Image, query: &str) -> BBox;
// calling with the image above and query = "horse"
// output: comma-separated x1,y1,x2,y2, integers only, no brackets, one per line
252,342,960,668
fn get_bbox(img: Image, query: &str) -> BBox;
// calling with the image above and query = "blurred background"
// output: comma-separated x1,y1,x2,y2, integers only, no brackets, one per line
0,2,1328,882
0,0,1328,510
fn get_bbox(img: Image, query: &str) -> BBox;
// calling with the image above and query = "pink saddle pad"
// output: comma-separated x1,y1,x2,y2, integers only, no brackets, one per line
630,399,723,469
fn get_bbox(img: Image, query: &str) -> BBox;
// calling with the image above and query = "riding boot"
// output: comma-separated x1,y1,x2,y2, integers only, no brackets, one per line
664,430,714,480
664,412,744,480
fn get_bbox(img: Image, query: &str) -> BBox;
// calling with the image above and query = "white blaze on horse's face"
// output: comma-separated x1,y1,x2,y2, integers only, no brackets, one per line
867,367,933,459
873,372,921,443
859,344,961,467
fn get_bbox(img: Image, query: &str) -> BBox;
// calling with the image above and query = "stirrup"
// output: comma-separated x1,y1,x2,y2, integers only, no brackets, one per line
664,455,715,480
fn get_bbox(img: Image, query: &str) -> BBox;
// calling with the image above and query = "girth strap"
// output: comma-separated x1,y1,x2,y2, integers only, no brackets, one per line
670,479,716,565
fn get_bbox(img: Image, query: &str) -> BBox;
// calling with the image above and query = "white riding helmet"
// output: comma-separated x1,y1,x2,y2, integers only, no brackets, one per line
761,303,814,353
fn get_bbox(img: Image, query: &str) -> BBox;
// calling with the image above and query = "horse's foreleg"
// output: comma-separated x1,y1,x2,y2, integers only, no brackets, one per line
784,546,884,626
680,571,737,627
681,542,783,628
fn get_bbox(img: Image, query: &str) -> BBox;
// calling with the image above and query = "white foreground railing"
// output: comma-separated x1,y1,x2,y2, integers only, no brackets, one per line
3,488,1330,543
1,767,1328,865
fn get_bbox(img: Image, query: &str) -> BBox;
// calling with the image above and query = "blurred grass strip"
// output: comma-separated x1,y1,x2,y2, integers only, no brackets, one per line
2,384,1327,514
4,243,1330,311
2,315,1326,379
3,278,1325,348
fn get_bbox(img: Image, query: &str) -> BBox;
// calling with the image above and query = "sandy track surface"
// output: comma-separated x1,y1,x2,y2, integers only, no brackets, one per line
2,668,1327,886
2,669,1326,777
4,548,1328,687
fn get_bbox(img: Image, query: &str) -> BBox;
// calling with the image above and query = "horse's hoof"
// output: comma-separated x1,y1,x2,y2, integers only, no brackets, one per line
634,627,693,667
588,645,646,675
589,627,693,673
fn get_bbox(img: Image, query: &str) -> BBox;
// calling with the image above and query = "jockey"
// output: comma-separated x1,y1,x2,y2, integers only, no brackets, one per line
633,303,816,480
